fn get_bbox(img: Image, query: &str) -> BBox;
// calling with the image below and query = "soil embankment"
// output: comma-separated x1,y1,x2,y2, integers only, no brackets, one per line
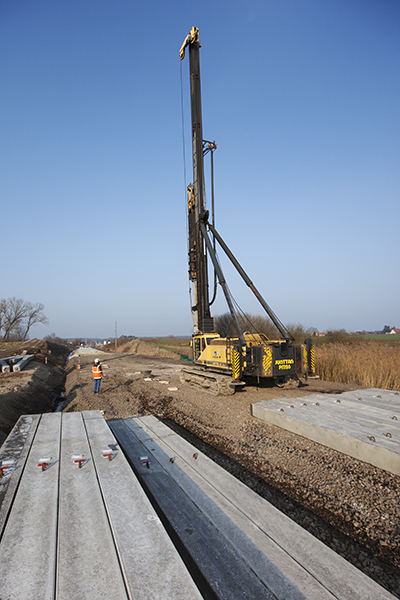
0,340,69,446
62,349,400,598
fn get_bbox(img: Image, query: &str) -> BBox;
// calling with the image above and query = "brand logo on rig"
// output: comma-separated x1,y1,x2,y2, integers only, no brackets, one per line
275,358,294,370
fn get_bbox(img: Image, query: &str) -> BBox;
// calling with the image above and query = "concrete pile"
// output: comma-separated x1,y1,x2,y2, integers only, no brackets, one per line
0,354,34,374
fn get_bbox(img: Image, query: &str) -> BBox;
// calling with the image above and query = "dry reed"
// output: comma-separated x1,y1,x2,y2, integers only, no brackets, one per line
314,341,400,391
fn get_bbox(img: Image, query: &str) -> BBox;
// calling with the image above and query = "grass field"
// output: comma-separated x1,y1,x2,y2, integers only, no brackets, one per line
361,334,400,341
315,341,400,391
0,341,21,350
141,337,192,359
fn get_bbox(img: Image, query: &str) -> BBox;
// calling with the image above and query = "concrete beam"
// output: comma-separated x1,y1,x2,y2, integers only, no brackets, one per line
12,354,34,372
82,411,202,600
110,418,274,600
0,354,35,373
56,412,128,600
0,415,40,536
2,354,24,365
112,415,396,600
0,411,203,600
0,413,61,599
0,360,10,373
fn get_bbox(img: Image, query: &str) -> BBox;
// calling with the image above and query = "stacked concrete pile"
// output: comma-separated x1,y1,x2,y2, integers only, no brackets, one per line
0,354,34,374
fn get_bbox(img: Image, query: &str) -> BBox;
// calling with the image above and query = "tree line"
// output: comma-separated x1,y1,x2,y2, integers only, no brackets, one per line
214,312,310,343
0,297,48,341
214,314,397,345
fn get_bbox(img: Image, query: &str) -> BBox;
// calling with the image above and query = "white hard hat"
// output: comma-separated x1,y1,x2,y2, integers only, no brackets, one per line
94,358,100,363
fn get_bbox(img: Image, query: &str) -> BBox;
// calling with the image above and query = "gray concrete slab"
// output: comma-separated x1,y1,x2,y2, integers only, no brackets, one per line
0,359,10,373
0,354,35,372
312,401,400,432
0,412,61,600
81,409,104,419
342,388,400,410
0,354,25,372
110,418,275,600
258,398,399,451
12,354,34,371
1,410,396,600
135,417,176,439
82,411,201,600
1,354,24,364
127,419,156,442
132,418,330,600
289,406,399,443
288,392,400,427
56,412,128,600
0,414,40,536
130,416,395,600
251,388,400,475
0,412,202,600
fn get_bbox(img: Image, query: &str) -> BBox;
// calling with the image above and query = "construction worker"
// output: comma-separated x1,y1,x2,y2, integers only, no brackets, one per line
92,358,103,393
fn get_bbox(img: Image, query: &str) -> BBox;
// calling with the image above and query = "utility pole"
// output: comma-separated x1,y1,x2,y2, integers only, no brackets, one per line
115,321,117,352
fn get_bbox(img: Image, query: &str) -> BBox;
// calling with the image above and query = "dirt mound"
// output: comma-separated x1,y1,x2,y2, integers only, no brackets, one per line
100,338,181,360
0,339,69,369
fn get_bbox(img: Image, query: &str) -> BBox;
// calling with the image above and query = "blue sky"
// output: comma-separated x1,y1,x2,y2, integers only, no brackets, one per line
1,0,399,339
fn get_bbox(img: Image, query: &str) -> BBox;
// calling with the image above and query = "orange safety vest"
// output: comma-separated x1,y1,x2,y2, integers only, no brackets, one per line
92,364,102,379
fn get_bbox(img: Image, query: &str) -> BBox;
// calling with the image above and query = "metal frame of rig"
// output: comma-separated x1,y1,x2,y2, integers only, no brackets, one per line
179,27,315,394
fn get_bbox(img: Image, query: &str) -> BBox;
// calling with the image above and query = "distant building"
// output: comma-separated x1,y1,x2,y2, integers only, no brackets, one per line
316,332,325,337
389,328,400,334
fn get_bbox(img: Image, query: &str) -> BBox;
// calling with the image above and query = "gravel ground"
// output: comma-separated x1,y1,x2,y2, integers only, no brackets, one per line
63,351,400,598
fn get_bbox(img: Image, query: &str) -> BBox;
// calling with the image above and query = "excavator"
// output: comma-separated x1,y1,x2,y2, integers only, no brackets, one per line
179,27,315,395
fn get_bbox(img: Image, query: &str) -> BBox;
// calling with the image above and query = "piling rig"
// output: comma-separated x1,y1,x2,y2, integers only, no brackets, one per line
179,27,315,395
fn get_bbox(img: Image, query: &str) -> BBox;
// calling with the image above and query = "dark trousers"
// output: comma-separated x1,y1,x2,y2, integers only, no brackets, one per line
93,378,101,393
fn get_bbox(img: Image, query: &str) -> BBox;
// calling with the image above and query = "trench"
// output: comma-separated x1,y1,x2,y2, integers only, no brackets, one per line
0,343,70,446
54,391,66,413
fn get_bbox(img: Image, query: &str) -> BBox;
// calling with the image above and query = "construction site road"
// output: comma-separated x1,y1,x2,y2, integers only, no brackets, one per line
62,349,400,598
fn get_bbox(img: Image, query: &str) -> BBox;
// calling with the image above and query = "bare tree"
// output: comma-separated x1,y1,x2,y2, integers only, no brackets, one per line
0,298,6,335
0,297,49,341
21,302,48,340
285,322,308,343
7,324,26,342
214,312,236,337
1,297,27,340
214,312,280,339
44,333,68,346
